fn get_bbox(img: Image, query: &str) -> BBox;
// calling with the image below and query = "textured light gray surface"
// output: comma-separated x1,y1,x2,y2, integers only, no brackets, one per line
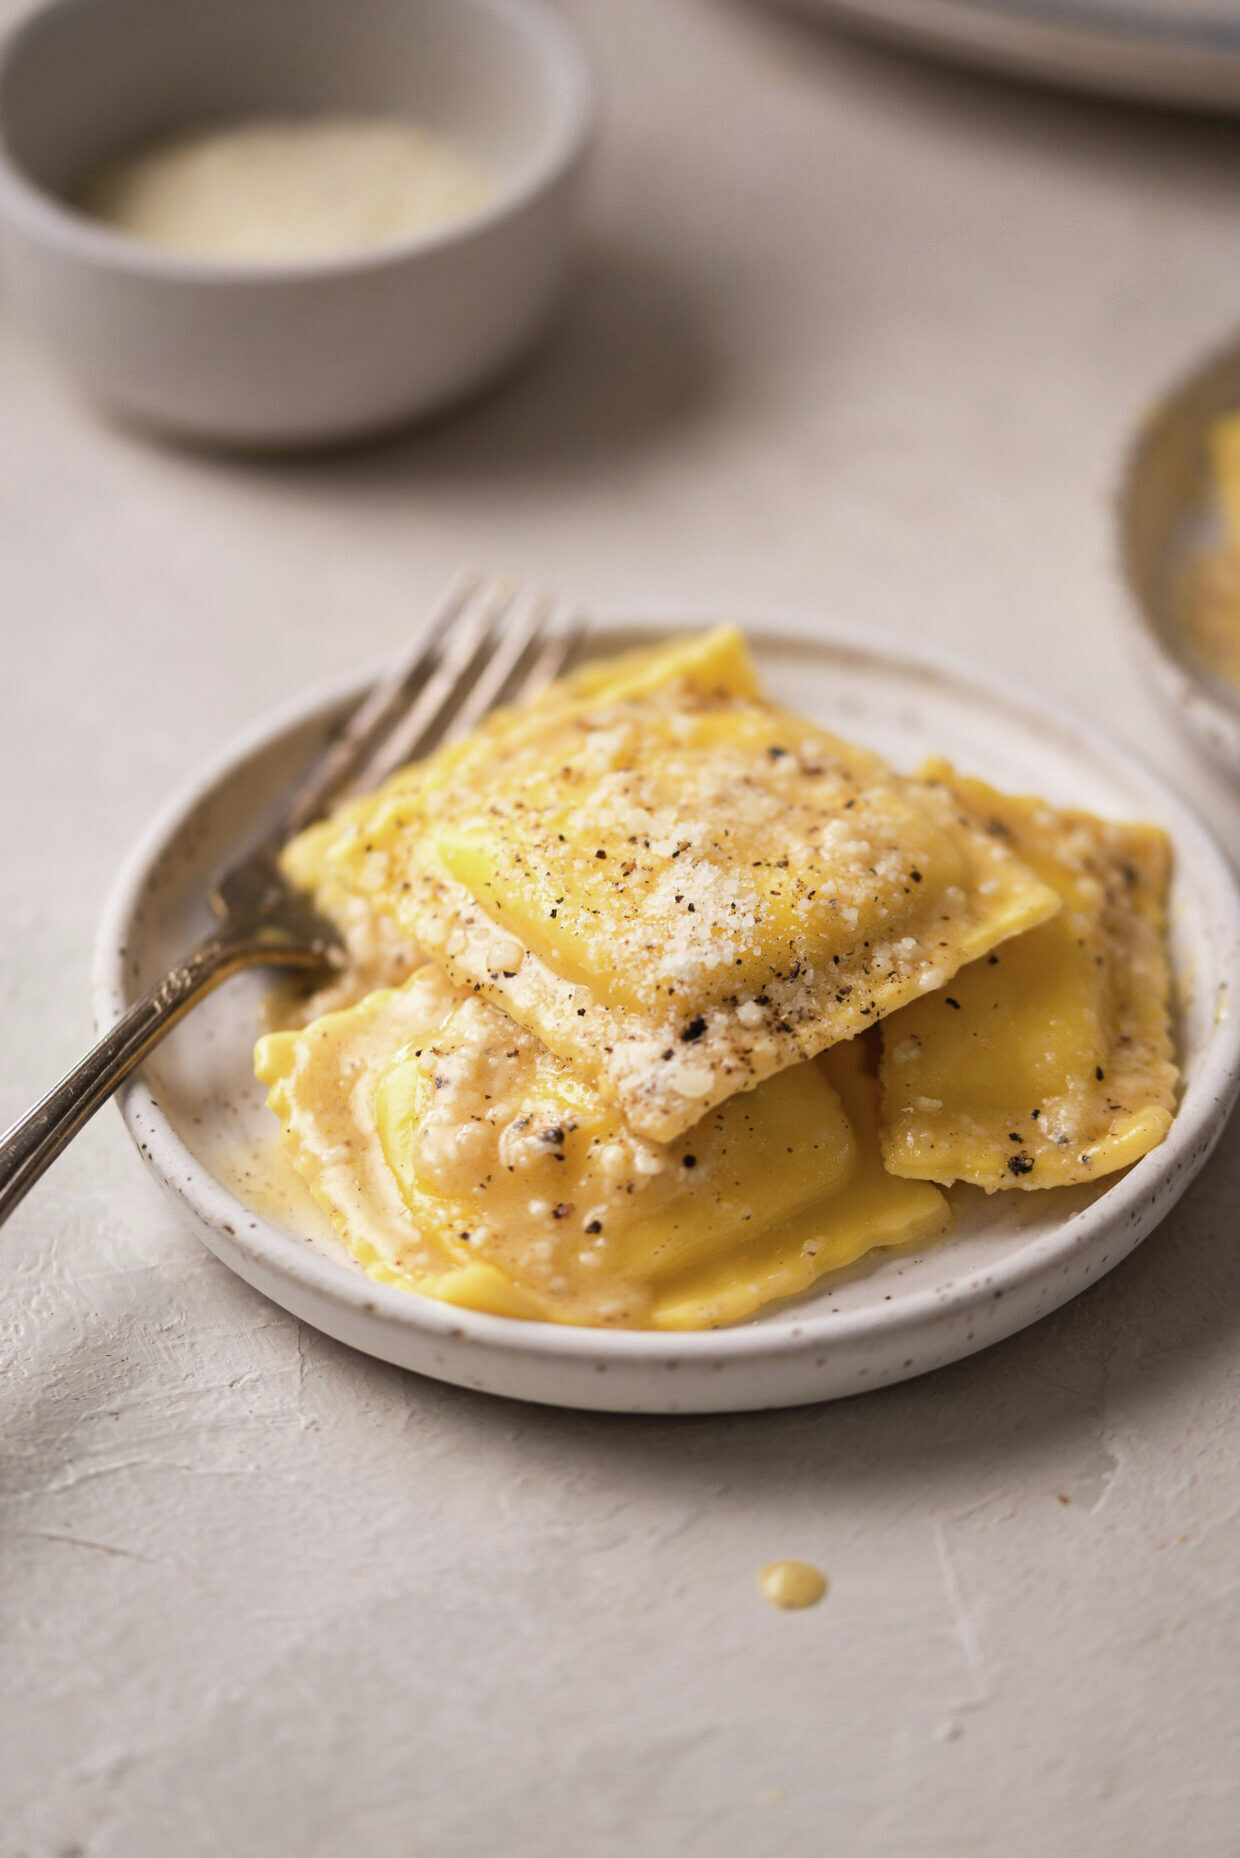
2,1,1239,1852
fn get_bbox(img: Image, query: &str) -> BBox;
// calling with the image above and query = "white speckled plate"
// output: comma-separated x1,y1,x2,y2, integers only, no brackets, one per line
1119,334,1240,781
93,613,1240,1412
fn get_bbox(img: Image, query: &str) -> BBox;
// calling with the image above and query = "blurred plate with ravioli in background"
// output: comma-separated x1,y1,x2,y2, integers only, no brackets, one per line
1119,334,1240,782
765,0,1240,110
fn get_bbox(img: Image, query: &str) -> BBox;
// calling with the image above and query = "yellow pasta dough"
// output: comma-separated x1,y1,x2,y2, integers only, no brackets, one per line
1181,411,1240,688
283,629,1060,1142
256,630,1179,1329
256,968,950,1330
254,966,951,1330
878,764,1178,1192
651,1035,951,1328
1209,410,1240,553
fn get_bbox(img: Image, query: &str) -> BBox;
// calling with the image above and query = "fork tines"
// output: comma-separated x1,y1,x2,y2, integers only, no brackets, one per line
281,572,585,838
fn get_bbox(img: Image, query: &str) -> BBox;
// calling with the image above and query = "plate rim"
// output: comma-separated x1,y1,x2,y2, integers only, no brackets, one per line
774,0,1240,111
92,608,1240,1380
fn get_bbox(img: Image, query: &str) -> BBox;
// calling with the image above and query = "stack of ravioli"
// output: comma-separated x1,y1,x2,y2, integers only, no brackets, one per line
256,629,1178,1330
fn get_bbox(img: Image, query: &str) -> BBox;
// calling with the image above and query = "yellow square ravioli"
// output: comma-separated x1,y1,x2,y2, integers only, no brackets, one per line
256,968,950,1330
879,764,1178,1192
283,629,1060,1142
279,628,765,1004
652,1036,951,1329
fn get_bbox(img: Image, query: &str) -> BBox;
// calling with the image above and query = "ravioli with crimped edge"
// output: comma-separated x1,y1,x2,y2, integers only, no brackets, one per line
256,967,950,1329
283,629,1061,1144
878,764,1177,1192
257,630,1178,1331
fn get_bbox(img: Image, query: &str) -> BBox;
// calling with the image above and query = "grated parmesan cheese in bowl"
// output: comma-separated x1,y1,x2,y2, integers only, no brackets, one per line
79,115,495,264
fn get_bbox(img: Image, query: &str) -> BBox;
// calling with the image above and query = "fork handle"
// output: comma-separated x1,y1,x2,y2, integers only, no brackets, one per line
0,933,302,1226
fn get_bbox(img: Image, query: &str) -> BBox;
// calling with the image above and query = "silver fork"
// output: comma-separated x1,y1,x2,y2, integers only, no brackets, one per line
0,573,584,1225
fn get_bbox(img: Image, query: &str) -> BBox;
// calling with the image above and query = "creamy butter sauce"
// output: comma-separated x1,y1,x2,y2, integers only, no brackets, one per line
213,1135,337,1245
758,1561,827,1609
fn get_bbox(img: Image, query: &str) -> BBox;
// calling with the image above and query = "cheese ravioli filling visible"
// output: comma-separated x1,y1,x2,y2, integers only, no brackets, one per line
282,629,1061,1142
878,764,1178,1192
255,968,950,1331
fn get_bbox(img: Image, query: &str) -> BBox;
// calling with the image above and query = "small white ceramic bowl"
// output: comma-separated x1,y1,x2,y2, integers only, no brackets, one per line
0,0,592,447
